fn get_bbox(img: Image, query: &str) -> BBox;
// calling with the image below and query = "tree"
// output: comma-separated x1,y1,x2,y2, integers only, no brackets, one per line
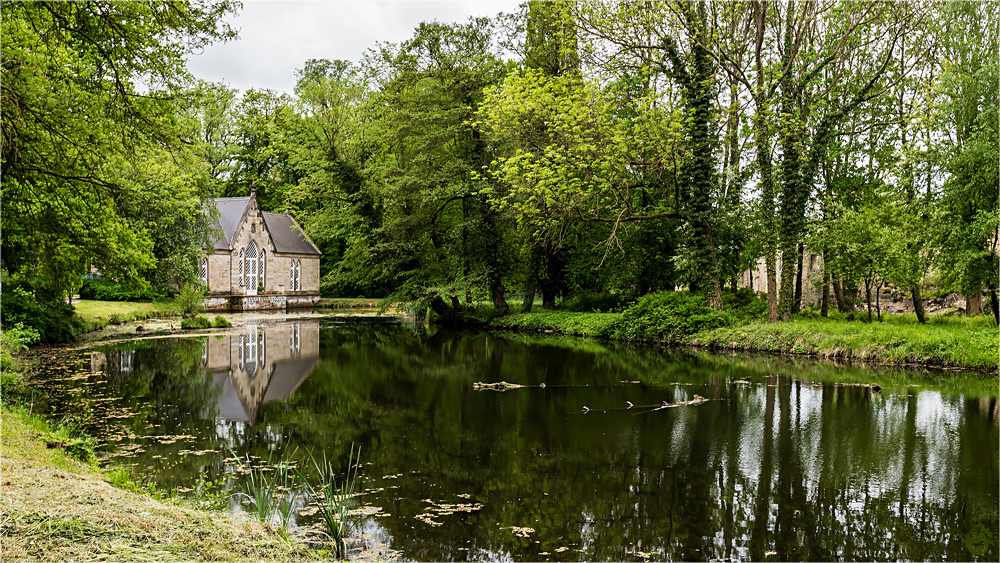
361,18,513,317
933,1,999,323
1,0,238,301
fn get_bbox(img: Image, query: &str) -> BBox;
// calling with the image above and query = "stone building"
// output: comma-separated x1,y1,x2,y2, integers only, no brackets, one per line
200,191,321,310
741,249,824,308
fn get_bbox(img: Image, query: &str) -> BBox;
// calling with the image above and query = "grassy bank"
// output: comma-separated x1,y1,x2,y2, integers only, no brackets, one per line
690,314,998,370
488,304,998,371
74,299,181,333
0,405,331,562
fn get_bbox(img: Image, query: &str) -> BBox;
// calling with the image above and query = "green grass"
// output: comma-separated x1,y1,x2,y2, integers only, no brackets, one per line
0,406,334,562
489,308,998,371
693,315,998,370
316,297,383,308
74,299,180,332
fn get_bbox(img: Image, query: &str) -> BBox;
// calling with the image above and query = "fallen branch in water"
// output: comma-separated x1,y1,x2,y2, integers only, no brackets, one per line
473,381,546,392
582,395,710,414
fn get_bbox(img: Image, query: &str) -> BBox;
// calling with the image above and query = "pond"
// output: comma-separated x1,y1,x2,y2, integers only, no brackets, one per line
31,318,998,561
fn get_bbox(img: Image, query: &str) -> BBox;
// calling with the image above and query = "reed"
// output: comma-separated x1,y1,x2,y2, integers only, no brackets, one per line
302,445,361,557
236,450,298,530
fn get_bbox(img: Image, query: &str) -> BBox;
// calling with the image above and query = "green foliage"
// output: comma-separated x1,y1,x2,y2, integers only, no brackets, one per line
175,284,207,317
79,278,165,302
180,316,212,330
611,291,733,343
1,1,237,300
1,322,40,370
213,316,232,328
1,281,84,344
491,311,621,338
559,292,635,313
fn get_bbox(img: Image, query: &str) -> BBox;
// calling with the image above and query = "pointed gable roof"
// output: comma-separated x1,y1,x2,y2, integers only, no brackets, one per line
208,194,320,255
210,196,251,250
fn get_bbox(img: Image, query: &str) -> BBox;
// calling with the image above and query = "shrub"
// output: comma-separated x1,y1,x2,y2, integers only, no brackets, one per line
1,285,84,344
175,283,207,317
79,278,164,302
181,316,212,329
611,290,734,342
560,292,636,313
721,287,769,318
213,315,232,328
1,322,40,371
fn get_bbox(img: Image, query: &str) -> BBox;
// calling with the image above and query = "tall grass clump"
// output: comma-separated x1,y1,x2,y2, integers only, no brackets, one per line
302,445,361,557
236,451,298,531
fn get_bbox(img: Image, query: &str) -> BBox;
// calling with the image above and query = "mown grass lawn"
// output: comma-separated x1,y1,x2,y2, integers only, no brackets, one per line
0,406,334,562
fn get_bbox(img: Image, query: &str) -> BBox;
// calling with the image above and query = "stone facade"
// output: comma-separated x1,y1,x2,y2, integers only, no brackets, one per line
203,192,321,311
740,248,824,307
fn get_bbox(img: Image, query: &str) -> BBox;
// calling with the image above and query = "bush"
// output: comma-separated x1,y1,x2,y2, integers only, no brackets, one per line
721,287,769,320
1,285,84,344
611,290,734,343
181,316,212,329
175,283,207,317
213,315,232,328
79,278,164,302
560,292,636,313
1,322,40,372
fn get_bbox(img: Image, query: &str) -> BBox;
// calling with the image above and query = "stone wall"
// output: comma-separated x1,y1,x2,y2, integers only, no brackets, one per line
208,252,232,293
741,249,824,307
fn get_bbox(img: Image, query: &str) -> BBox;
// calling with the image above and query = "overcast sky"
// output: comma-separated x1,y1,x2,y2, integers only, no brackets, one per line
186,0,521,94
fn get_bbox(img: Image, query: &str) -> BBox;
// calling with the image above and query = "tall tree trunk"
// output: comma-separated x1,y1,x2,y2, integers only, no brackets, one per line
521,245,542,313
821,269,830,317
835,273,848,313
989,288,999,325
490,276,509,316
793,243,804,314
776,4,803,322
875,280,883,322
865,277,873,323
753,0,778,323
966,289,982,315
911,285,926,324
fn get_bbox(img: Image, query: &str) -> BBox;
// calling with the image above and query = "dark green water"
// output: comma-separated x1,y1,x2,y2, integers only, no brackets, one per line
33,319,999,561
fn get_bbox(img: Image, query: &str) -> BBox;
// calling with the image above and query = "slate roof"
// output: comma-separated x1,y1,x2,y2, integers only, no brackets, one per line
262,211,321,255
210,196,251,251
208,195,320,255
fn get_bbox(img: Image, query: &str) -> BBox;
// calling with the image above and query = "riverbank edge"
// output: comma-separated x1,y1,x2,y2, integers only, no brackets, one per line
0,404,336,562
488,311,999,373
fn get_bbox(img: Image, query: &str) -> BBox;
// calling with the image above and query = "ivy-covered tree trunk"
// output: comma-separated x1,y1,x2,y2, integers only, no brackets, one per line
752,2,778,323
666,2,724,309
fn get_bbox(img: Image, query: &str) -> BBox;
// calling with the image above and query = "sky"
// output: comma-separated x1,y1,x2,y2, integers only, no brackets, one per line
186,0,521,94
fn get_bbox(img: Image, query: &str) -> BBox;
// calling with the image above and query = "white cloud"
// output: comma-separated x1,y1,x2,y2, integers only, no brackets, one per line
186,0,521,94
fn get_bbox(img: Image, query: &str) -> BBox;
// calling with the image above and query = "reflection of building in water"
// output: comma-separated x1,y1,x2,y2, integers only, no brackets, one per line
202,321,320,424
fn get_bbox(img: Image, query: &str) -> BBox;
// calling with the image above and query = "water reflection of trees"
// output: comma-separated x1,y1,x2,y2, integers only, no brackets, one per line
263,325,997,561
